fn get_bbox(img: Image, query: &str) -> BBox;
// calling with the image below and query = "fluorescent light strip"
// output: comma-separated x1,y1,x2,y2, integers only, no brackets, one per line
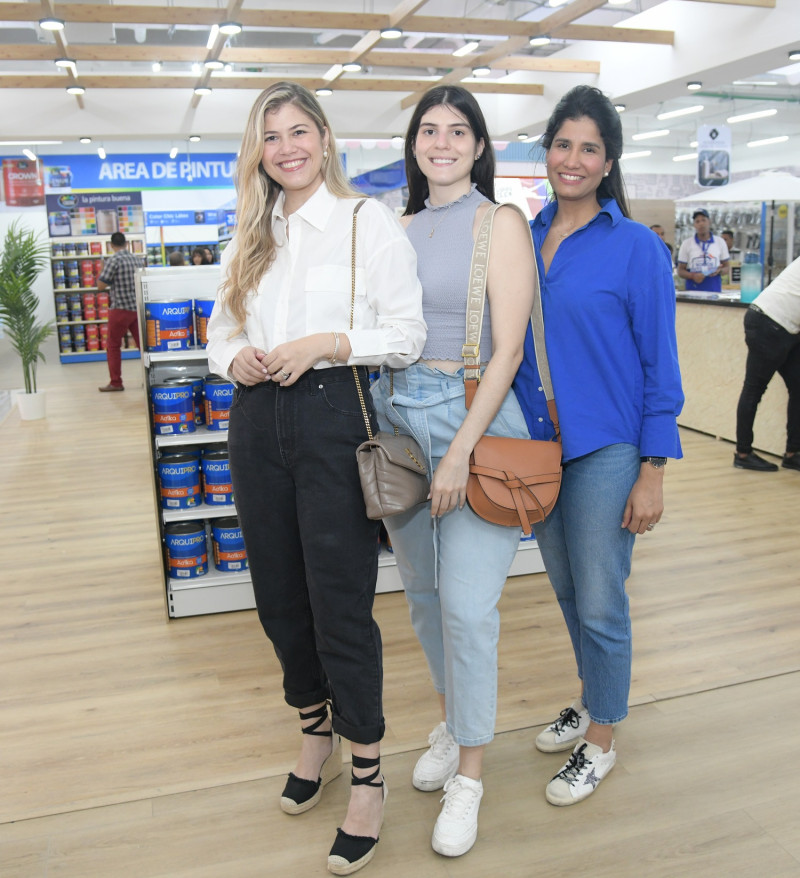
672,152,698,162
727,108,777,123
732,80,778,86
169,147,179,159
656,105,703,121
631,129,670,141
206,25,219,50
22,149,37,161
97,147,106,159
453,41,479,57
323,64,343,81
621,150,652,160
747,135,789,148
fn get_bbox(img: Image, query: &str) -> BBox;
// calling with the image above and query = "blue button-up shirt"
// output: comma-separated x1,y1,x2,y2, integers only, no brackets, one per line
513,198,684,462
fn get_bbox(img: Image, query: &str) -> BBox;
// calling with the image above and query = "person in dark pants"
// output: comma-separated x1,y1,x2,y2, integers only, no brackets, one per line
206,81,424,876
734,254,800,471
96,231,143,392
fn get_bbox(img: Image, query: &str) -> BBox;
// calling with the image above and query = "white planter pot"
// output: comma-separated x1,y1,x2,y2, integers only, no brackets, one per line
17,390,47,421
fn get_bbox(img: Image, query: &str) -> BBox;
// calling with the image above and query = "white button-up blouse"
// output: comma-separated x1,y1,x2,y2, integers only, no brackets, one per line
207,183,426,380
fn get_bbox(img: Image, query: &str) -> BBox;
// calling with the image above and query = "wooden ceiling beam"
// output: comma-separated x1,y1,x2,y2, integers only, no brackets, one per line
551,24,674,45
365,51,600,74
0,43,600,73
0,72,544,96
0,3,675,46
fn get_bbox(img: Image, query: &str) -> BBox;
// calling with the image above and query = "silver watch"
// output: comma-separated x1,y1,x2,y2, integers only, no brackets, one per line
641,456,667,469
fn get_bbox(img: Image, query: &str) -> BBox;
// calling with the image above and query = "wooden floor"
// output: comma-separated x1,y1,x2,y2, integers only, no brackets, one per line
2,349,800,877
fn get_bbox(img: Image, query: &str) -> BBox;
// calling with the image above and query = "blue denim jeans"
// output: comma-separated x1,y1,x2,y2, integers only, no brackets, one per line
532,443,640,726
371,363,530,746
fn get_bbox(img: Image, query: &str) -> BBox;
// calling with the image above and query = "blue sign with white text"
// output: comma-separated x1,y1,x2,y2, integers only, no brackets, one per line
39,153,238,192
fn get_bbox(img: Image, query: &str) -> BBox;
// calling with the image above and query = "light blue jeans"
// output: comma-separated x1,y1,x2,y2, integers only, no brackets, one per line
532,443,640,725
371,363,530,746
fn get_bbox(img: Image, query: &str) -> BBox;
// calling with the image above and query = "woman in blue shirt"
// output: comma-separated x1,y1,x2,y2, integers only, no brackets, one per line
513,85,684,807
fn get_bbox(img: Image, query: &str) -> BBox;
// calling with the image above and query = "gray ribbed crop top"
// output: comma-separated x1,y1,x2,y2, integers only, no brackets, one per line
406,184,493,362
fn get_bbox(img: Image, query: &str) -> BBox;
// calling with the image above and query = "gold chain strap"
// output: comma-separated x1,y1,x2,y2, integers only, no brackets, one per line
349,200,375,442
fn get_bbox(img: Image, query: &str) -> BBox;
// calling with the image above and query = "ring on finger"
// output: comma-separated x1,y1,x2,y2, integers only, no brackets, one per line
646,523,655,531
280,370,290,380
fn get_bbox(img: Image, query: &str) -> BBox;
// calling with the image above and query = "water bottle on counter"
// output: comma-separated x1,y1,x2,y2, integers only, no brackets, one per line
740,252,762,303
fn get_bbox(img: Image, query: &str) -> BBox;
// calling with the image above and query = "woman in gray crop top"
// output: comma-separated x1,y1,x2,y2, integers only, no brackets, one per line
370,85,536,859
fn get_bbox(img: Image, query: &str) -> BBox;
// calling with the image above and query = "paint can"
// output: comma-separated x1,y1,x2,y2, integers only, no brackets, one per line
211,516,248,572
201,449,233,505
150,383,196,435
145,299,194,351
164,376,205,425
164,521,208,579
157,453,201,509
193,298,215,348
203,375,234,431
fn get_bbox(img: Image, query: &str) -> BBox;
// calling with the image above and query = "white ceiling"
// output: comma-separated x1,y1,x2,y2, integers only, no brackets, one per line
1,0,798,177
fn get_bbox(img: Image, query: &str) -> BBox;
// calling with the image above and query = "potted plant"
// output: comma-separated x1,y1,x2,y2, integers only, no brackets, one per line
0,221,53,420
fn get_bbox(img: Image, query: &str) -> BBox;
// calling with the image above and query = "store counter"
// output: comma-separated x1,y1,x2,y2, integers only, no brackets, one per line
675,293,788,457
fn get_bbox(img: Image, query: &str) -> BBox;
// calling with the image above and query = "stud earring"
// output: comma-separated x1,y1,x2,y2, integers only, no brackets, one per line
475,153,481,160
323,149,328,160
603,171,609,177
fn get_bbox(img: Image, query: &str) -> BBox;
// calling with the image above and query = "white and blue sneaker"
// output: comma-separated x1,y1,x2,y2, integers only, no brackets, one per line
545,738,616,806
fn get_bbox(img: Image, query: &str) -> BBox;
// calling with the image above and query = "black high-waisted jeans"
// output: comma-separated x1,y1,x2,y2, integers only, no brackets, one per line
227,366,384,745
736,306,800,455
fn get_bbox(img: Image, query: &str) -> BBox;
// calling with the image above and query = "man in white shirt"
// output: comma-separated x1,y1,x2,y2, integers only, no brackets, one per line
734,254,800,471
677,208,730,293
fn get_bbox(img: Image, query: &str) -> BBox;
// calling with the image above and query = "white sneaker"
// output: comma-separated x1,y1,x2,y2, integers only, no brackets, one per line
545,738,616,806
535,699,590,753
431,774,483,857
412,722,459,792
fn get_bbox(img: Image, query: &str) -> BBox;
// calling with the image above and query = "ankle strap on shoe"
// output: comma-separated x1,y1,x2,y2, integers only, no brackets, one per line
351,754,382,788
299,703,332,736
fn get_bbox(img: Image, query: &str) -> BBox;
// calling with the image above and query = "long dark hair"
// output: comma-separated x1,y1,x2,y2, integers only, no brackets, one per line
541,85,630,218
403,86,495,216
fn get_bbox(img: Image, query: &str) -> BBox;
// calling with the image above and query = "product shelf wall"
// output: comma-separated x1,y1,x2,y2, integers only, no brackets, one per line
52,235,146,364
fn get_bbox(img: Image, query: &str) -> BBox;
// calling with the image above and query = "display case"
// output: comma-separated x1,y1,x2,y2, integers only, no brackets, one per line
136,266,544,618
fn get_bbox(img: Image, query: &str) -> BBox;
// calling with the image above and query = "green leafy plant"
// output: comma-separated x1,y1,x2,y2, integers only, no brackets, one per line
0,221,53,394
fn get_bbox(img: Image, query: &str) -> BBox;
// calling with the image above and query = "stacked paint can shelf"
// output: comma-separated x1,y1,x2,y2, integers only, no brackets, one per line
164,518,248,579
150,374,234,436
145,296,216,352
157,447,234,509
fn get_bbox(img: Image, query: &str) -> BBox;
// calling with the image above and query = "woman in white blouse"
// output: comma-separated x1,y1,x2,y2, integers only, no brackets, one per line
207,81,425,876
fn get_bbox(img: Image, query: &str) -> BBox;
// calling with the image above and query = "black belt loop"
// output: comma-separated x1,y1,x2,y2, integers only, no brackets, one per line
749,303,763,314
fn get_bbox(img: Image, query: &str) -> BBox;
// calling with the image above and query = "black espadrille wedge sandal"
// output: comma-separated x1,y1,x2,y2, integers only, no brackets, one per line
280,702,342,815
327,754,387,876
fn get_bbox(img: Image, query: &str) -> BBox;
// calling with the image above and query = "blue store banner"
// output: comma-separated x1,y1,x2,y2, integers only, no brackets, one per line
40,152,237,192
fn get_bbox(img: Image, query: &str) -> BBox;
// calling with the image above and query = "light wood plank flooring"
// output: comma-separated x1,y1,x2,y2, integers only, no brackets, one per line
1,350,799,877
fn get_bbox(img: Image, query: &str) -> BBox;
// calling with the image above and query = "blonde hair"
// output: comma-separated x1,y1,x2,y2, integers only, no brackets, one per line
222,81,359,332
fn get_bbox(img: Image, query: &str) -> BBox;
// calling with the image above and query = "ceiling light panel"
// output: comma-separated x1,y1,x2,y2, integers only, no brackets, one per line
656,105,704,120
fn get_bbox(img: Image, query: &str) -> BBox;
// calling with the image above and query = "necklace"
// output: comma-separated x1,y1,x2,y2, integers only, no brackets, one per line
428,202,454,238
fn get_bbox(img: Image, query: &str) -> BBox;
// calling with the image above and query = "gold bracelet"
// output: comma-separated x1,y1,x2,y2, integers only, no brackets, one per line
329,331,340,365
